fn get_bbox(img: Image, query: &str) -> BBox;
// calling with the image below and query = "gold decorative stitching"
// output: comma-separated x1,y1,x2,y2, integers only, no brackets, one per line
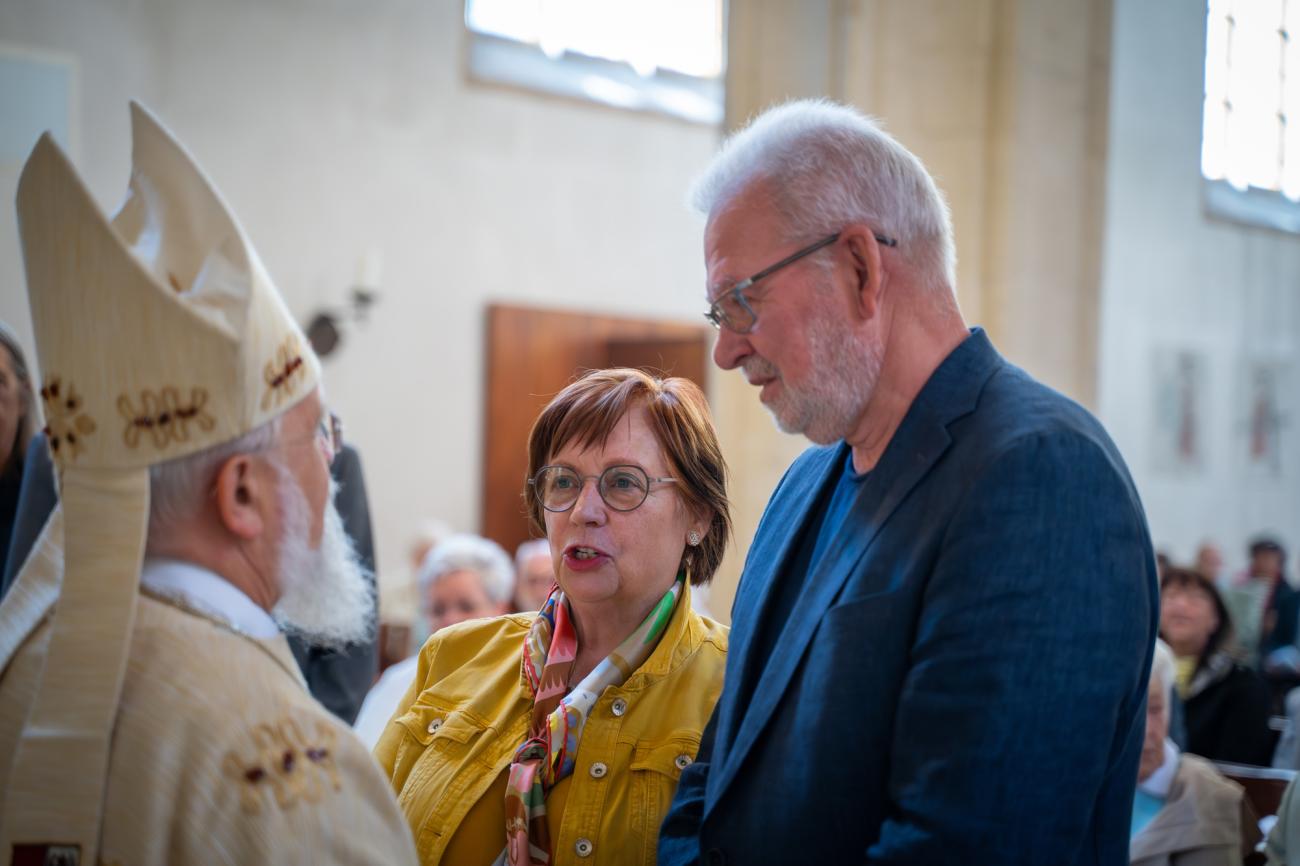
222,717,341,815
261,335,307,411
117,387,216,449
40,376,97,465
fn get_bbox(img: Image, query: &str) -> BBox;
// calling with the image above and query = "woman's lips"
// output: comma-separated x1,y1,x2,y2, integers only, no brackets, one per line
563,545,610,572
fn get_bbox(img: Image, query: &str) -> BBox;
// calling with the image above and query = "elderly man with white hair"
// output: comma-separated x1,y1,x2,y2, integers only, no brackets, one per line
353,533,513,747
0,105,416,864
1131,640,1259,865
659,98,1157,865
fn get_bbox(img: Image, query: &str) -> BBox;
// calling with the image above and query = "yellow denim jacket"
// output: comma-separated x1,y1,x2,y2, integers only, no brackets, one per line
373,582,727,865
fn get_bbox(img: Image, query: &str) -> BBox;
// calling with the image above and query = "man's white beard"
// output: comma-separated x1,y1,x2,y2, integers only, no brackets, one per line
272,472,374,651
745,300,883,445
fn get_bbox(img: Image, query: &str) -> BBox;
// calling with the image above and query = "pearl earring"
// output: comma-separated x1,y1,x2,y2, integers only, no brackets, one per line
688,531,701,546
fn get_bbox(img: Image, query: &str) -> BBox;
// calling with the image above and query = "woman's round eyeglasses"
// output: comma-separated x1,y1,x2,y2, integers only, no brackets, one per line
530,465,677,513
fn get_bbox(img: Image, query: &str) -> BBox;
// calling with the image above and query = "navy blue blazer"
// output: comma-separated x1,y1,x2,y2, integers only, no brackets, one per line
660,329,1158,865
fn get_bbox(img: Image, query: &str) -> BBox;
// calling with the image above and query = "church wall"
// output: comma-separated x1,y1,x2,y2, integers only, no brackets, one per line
1098,0,1300,572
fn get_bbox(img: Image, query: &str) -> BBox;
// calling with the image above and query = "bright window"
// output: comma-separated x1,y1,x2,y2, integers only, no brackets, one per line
1202,0,1300,231
464,0,724,125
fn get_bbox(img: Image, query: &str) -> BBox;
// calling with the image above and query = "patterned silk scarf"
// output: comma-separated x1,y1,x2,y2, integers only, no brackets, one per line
499,573,684,866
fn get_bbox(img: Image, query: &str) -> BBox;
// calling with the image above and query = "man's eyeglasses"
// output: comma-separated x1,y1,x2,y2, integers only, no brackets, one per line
529,465,677,513
704,230,898,334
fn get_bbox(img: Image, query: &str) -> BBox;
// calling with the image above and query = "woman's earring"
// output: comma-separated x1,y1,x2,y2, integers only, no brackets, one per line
688,531,701,546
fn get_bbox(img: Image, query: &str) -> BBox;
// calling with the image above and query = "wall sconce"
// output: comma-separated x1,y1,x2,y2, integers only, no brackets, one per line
306,249,382,359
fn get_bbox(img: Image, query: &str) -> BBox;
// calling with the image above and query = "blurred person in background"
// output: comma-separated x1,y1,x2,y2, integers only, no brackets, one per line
1268,774,1300,864
397,518,451,646
513,537,555,612
0,323,36,576
1131,639,1259,865
353,533,513,747
1223,537,1295,667
1195,541,1226,588
1161,567,1274,766
375,368,731,865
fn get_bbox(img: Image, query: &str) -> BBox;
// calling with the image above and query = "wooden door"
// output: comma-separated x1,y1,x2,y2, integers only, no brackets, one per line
482,304,710,557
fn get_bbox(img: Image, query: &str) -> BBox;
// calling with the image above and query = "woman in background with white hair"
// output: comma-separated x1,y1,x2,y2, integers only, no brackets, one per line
1131,639,1259,865
353,533,514,747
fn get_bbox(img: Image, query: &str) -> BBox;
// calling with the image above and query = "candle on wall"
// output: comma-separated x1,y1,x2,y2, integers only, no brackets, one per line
356,246,383,289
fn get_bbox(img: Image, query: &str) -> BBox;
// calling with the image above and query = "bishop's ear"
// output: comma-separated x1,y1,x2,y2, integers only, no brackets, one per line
212,453,273,540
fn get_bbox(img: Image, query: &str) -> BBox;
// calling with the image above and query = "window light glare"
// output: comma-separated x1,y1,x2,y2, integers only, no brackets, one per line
1202,0,1299,195
466,0,723,79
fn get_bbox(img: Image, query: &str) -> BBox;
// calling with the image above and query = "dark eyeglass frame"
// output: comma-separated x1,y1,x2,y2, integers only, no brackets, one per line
529,464,677,513
704,229,898,334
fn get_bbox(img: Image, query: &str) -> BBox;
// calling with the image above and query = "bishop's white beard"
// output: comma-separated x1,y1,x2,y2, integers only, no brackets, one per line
272,471,374,651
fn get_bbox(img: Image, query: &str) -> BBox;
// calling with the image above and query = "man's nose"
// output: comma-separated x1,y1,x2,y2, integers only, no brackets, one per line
712,326,749,370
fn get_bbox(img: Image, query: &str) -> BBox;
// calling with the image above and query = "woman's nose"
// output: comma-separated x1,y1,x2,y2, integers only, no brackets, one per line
569,477,606,524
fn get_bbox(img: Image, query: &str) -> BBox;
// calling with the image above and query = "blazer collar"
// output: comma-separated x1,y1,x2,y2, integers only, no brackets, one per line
708,328,1002,811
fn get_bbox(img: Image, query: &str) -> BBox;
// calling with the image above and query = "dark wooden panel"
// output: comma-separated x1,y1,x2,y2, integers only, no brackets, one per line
482,304,710,557
604,338,708,391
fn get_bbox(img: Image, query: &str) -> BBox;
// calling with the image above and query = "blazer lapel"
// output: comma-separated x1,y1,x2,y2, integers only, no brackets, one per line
713,447,841,750
728,447,840,634
706,328,1002,813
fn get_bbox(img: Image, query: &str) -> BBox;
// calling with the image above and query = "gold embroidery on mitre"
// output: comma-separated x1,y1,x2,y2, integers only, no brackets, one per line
222,716,342,815
117,387,216,449
40,376,97,465
261,335,307,412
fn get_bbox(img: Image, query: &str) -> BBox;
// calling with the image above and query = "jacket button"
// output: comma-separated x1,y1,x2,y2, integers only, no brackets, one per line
575,838,594,857
589,761,608,779
611,698,627,716
674,753,693,770
706,848,725,866
426,718,442,734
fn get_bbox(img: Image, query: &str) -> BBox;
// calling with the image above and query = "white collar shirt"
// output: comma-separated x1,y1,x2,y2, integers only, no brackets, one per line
140,557,281,639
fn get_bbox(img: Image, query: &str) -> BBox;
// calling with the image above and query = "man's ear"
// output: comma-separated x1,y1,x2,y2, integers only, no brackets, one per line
212,453,270,541
840,224,886,321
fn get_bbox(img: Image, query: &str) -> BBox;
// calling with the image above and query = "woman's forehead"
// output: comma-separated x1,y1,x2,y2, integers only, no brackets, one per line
551,406,663,462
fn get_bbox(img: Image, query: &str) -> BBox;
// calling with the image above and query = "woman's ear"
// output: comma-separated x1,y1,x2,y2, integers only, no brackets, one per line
212,453,270,541
689,506,714,545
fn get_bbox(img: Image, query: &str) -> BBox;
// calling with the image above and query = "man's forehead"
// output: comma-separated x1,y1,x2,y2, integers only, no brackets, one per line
704,184,785,289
